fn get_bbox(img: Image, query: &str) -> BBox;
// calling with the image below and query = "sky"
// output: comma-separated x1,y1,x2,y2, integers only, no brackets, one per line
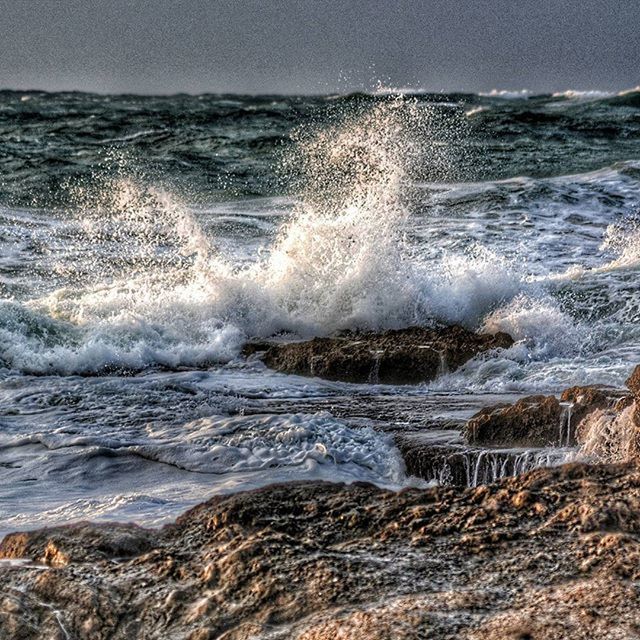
0,0,639,95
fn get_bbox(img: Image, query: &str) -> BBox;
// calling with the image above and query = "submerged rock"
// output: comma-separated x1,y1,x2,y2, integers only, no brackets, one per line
464,395,567,448
2,465,640,638
245,325,513,384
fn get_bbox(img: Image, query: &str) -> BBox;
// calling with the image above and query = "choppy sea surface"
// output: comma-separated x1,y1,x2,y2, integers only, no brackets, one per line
1,87,640,534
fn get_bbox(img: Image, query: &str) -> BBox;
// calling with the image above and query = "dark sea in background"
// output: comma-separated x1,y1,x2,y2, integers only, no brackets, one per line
1,87,640,533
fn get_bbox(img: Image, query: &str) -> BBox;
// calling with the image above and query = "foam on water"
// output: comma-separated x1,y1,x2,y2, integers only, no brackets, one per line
135,412,406,482
0,97,639,390
479,89,532,99
0,380,410,532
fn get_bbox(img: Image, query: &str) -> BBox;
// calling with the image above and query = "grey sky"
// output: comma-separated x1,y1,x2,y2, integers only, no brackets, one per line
1,0,639,95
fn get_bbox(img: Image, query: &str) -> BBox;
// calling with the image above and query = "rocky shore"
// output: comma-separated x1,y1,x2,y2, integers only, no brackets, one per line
4,330,640,638
2,463,640,639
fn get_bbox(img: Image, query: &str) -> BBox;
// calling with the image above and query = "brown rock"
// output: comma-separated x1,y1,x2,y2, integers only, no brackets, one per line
464,395,565,447
0,522,154,564
560,385,631,436
626,365,640,396
244,325,513,384
623,366,640,440
0,467,640,638
560,385,621,410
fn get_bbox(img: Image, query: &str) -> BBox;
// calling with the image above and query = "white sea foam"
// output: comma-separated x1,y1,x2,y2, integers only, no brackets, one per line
482,294,579,358
551,89,613,100
617,86,640,97
479,89,531,99
465,106,488,117
0,99,639,391
135,411,406,482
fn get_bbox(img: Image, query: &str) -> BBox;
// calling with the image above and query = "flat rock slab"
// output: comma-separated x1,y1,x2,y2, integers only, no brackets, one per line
245,325,514,384
464,395,567,448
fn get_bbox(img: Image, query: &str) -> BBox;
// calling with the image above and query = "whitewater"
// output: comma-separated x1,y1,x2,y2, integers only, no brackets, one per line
0,88,639,533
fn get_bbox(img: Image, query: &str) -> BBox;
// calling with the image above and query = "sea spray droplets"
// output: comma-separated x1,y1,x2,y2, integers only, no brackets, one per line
259,97,468,332
600,213,640,271
482,294,580,357
72,168,214,282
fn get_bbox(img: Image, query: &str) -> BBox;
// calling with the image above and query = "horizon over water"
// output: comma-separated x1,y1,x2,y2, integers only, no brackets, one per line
1,83,638,96
1,86,640,534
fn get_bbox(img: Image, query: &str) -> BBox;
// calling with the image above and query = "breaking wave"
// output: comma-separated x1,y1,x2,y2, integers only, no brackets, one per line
0,96,639,386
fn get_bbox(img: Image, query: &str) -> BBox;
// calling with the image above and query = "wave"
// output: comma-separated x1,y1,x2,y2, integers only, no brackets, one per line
479,89,532,99
0,97,504,374
551,90,614,100
1,97,639,380
604,86,640,108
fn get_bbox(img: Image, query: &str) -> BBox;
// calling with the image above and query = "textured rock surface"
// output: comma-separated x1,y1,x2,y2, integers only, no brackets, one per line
561,385,632,437
3,465,640,639
245,325,514,384
464,395,566,447
0,522,154,566
626,366,640,440
626,365,640,397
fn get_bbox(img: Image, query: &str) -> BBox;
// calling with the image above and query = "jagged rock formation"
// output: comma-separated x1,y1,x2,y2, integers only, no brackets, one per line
627,366,640,445
244,325,514,384
2,465,640,639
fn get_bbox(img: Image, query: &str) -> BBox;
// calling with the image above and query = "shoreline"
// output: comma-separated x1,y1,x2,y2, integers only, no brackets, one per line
2,463,639,638
2,358,640,637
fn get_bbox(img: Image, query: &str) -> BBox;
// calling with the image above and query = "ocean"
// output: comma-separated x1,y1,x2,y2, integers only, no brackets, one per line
1,87,639,534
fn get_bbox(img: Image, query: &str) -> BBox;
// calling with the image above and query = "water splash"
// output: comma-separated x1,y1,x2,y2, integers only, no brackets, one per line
2,96,638,379
1,97,479,373
578,404,637,463
482,294,580,358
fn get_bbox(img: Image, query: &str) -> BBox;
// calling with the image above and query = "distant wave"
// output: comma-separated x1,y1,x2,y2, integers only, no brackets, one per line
551,89,614,100
479,89,532,99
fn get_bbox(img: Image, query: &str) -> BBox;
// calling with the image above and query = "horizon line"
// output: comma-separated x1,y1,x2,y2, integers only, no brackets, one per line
1,84,639,99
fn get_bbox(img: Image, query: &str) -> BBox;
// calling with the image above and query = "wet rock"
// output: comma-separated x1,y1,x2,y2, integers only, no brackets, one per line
2,466,640,638
0,522,154,565
626,365,640,396
560,385,631,435
464,395,567,448
396,433,565,487
244,325,513,384
625,366,640,436
462,379,640,467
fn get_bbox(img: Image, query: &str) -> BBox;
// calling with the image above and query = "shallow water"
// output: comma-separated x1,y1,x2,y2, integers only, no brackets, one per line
1,88,639,532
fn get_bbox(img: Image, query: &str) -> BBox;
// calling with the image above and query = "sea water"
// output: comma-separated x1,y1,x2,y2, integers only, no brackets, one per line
0,88,639,533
